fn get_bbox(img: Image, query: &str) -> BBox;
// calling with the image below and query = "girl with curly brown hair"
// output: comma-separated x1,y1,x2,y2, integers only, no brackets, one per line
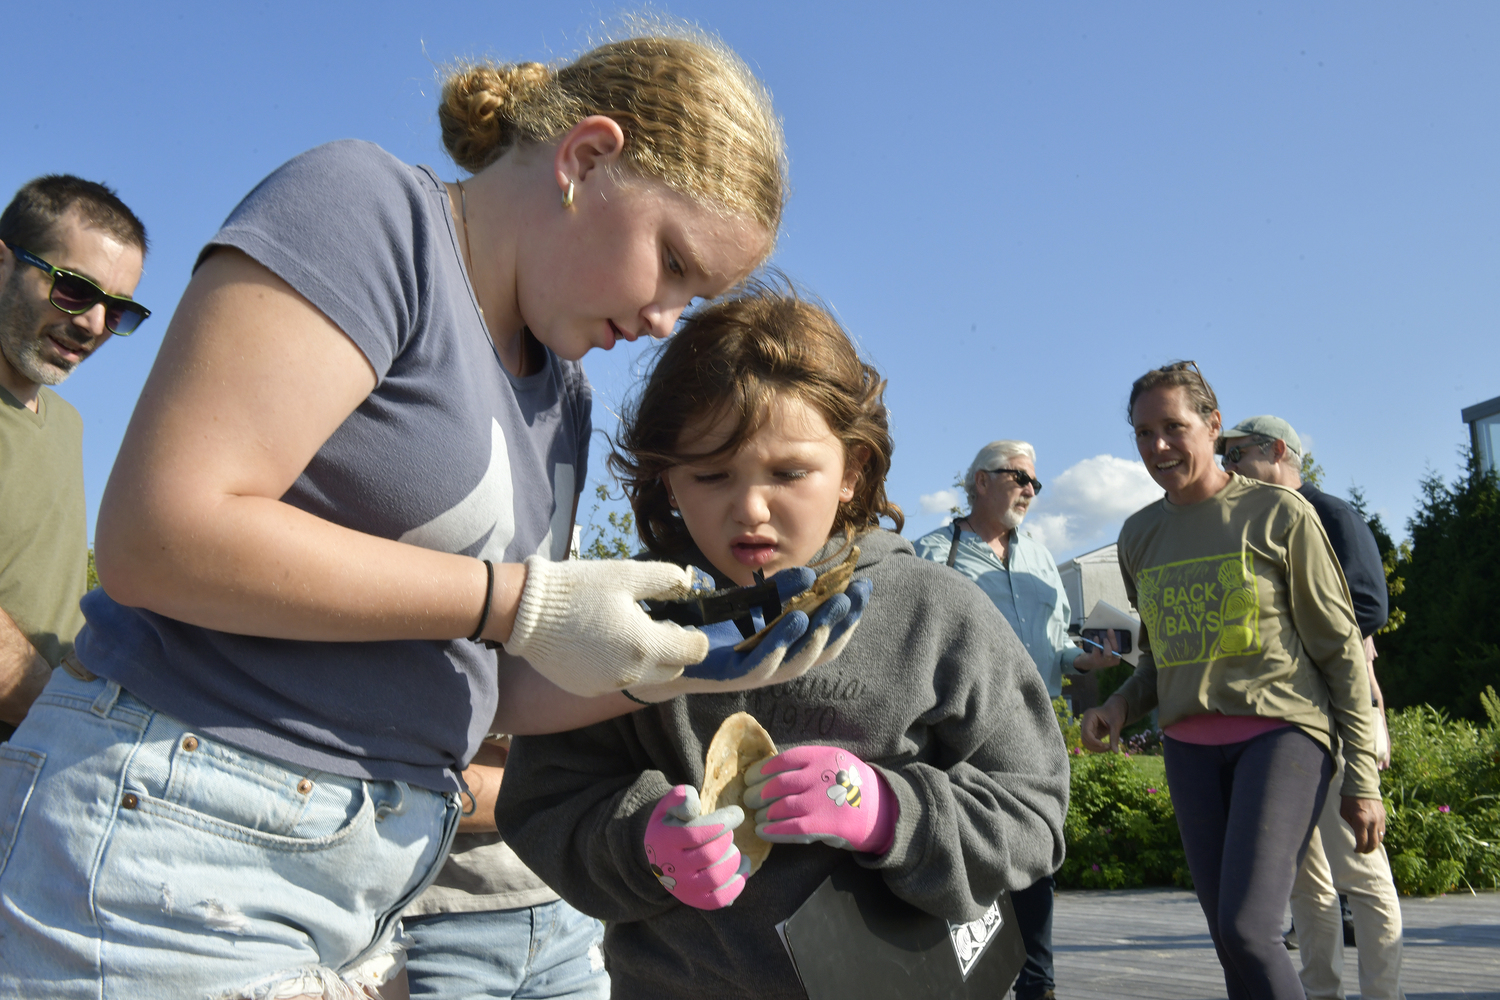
497,284,1070,1000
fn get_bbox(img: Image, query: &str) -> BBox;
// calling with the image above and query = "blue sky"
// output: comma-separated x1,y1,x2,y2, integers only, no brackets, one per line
5,2,1497,562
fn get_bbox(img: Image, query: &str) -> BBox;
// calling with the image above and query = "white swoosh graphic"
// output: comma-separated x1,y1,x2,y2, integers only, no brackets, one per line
398,418,515,560
536,462,576,561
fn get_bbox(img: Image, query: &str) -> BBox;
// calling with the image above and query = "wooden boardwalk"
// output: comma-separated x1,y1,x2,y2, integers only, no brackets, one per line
1052,888,1500,999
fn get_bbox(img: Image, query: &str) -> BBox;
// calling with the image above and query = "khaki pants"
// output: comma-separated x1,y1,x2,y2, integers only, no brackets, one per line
1289,760,1405,1000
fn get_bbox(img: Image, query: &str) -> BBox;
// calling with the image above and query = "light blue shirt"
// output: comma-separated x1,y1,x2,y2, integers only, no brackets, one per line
913,523,1083,697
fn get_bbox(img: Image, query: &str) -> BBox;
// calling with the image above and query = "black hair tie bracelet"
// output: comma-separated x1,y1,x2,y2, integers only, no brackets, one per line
468,559,495,643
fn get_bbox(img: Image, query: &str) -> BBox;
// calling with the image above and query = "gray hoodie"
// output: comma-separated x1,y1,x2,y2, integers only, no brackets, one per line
496,529,1069,1000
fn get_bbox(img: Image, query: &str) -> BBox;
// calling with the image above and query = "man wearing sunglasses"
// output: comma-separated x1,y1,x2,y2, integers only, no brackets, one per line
1219,415,1404,1000
914,439,1120,1000
0,174,148,739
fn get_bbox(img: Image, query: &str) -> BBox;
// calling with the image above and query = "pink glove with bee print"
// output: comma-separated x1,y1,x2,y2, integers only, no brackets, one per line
742,746,899,855
643,785,750,910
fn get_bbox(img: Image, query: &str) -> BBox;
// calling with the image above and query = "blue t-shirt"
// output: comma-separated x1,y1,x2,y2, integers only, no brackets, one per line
79,141,591,791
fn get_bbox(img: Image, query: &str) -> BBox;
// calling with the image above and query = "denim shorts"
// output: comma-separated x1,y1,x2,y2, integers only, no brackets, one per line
0,670,460,1000
404,900,609,999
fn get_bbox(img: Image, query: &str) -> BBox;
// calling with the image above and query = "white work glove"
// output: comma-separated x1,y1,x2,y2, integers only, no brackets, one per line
628,578,871,703
505,556,712,697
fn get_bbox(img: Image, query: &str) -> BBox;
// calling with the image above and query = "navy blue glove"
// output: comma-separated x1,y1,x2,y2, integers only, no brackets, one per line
683,566,815,679
627,576,872,702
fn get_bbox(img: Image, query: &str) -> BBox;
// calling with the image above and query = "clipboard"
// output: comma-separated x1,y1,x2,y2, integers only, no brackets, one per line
1081,600,1143,666
778,859,1026,999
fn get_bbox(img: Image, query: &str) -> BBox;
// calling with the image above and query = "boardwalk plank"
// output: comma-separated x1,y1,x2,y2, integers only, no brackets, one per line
1052,888,1500,999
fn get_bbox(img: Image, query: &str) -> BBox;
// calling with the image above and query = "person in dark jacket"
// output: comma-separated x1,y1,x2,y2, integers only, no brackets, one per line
1221,414,1404,1000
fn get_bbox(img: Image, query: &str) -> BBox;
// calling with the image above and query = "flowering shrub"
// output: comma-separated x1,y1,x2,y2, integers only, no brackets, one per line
1049,690,1500,895
1053,699,1191,890
1381,687,1500,895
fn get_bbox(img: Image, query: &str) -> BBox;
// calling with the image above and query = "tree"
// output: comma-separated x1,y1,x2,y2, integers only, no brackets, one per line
577,484,637,560
1376,454,1500,722
949,469,967,519
1300,451,1325,489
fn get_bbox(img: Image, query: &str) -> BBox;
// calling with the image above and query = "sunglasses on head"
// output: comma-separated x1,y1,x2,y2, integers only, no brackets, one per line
986,468,1043,494
4,241,150,335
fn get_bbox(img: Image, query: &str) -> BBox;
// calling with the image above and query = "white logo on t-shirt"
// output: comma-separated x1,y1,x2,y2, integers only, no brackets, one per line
396,418,575,562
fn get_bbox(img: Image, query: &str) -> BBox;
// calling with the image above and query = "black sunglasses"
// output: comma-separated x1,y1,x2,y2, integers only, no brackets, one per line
1222,440,1270,464
986,468,1043,494
4,241,150,335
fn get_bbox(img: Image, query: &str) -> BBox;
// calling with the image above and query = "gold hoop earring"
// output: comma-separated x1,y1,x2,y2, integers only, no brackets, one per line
562,180,575,210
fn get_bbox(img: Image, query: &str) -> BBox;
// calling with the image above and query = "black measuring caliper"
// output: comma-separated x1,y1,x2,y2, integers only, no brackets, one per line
644,569,782,641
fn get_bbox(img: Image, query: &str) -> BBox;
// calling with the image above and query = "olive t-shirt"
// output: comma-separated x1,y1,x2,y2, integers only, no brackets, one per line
0,385,87,670
1114,474,1380,798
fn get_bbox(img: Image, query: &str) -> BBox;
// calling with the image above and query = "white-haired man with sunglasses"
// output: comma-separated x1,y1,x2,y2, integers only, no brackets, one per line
914,439,1120,1000
1220,415,1404,1000
0,175,149,739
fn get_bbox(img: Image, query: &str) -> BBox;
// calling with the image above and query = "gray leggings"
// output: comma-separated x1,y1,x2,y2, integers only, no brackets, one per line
1164,728,1333,1000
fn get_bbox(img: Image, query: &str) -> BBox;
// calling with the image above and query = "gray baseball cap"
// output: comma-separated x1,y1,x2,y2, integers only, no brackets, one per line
1217,415,1302,455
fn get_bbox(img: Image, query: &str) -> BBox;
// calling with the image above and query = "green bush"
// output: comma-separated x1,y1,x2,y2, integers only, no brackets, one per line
1051,691,1500,895
1053,700,1191,890
1381,687,1500,895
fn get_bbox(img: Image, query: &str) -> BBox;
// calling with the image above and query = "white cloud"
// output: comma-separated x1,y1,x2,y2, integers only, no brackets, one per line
1021,512,1075,555
919,489,960,514
1020,455,1161,558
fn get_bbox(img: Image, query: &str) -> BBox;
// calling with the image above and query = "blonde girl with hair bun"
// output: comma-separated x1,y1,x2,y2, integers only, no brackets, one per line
438,35,786,232
404,36,796,996
0,28,850,1000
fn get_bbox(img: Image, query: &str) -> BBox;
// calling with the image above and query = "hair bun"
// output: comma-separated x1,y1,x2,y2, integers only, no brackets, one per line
439,62,553,174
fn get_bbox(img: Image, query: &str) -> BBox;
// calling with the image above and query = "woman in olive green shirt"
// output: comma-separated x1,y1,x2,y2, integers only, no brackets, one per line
1081,362,1383,1000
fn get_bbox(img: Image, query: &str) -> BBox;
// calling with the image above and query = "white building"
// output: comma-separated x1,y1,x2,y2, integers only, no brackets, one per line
1056,543,1133,629
1055,543,1137,714
1463,394,1500,475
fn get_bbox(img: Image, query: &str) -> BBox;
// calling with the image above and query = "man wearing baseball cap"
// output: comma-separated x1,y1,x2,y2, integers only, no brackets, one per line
1219,415,1405,1000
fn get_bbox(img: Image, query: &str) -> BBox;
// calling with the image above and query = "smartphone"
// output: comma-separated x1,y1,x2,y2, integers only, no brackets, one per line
1081,628,1131,655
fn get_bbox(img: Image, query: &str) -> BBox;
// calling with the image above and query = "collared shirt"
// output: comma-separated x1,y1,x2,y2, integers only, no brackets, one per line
914,523,1082,697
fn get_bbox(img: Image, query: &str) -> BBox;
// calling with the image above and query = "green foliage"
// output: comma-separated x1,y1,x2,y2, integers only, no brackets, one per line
949,469,967,517
1381,692,1500,895
1059,750,1190,890
1052,701,1190,890
1376,456,1500,720
577,484,637,560
1300,452,1325,489
1090,661,1134,706
86,548,99,591
1049,693,1500,896
1053,696,1082,751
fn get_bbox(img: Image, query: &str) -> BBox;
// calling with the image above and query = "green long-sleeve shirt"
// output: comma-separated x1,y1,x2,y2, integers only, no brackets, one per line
1114,474,1380,799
